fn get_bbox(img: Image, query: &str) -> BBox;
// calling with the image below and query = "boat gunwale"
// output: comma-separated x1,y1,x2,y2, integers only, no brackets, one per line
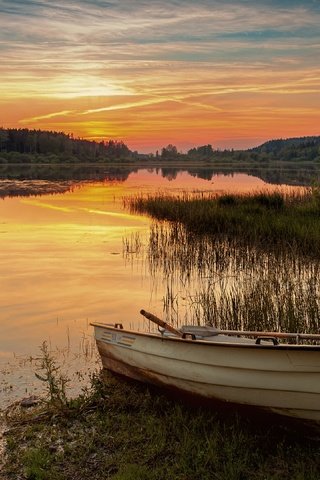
91,322,320,351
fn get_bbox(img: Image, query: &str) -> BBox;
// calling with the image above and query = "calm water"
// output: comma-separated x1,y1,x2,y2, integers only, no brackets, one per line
0,167,306,407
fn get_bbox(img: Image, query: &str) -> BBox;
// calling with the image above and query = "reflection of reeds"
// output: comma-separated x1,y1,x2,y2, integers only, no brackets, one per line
190,269,320,335
144,222,320,335
122,232,143,256
79,332,96,361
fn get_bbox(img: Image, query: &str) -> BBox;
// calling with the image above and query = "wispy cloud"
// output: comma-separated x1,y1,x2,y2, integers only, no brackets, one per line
1,0,319,150
20,110,75,123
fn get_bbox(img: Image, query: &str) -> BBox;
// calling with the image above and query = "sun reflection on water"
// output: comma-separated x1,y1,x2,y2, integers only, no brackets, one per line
0,169,304,406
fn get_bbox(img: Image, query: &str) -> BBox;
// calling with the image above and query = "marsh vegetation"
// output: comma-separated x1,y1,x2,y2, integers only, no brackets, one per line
125,190,320,335
2,184,320,479
126,189,320,255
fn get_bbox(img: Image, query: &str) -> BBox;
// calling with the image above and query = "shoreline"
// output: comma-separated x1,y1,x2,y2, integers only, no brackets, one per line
1,372,320,480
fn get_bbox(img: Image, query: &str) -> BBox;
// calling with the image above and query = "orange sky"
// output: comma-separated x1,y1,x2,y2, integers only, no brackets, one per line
1,1,320,152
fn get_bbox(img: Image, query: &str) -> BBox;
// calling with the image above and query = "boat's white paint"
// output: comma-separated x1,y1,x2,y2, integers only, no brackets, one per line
92,323,320,422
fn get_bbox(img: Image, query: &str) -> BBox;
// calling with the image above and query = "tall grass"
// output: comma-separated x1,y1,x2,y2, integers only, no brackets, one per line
124,190,320,334
126,189,320,256
137,221,320,334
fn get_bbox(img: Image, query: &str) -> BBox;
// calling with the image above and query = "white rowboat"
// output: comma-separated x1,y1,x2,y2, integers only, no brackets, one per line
91,310,320,422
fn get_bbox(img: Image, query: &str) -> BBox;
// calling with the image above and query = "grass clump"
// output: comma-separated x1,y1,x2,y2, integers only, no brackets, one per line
126,189,320,256
35,341,70,411
22,447,62,480
2,371,320,480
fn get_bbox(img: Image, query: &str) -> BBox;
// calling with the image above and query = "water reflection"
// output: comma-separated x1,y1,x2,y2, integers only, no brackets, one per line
0,194,149,406
0,167,316,407
1,163,319,190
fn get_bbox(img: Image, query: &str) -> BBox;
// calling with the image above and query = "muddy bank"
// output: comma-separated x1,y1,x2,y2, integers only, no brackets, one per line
0,179,76,198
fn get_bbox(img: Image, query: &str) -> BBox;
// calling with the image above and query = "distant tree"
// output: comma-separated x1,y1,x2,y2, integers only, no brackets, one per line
188,144,214,159
0,128,9,152
161,144,178,159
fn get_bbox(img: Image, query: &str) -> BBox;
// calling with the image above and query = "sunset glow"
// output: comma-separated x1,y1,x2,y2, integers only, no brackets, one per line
1,0,319,152
0,170,283,356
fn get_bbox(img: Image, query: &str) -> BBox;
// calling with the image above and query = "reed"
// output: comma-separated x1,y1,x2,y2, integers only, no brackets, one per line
143,222,320,335
126,189,320,256
124,189,320,334
122,232,143,256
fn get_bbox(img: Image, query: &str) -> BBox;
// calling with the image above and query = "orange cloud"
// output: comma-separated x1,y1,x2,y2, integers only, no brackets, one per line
1,1,319,151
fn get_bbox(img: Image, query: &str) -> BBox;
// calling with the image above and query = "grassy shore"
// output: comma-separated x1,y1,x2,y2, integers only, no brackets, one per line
126,190,320,256
2,371,320,480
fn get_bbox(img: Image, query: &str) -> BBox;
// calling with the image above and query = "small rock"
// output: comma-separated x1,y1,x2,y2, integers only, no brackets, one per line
20,395,40,408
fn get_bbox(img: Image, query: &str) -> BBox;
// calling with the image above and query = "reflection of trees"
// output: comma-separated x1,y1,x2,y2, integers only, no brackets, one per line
159,166,319,186
160,168,179,181
0,164,137,182
0,164,319,190
187,169,214,181
252,167,320,186
0,165,141,198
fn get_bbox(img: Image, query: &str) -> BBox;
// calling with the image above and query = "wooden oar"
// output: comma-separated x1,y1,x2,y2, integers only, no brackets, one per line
140,310,320,342
214,329,320,341
140,309,183,337
177,324,320,342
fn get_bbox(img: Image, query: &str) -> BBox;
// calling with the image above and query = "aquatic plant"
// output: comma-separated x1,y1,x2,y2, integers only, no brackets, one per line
135,221,320,335
126,190,320,256
123,190,320,334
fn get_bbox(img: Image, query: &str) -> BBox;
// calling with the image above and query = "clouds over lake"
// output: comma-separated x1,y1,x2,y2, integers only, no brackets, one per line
1,0,320,151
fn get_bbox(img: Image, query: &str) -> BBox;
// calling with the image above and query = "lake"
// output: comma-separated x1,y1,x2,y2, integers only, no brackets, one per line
0,166,312,407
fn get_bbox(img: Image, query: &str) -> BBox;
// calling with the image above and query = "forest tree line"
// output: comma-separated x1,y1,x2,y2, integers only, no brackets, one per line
159,137,320,163
0,128,319,164
0,128,132,162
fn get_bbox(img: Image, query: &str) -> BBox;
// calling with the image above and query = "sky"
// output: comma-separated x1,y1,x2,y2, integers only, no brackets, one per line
0,0,319,153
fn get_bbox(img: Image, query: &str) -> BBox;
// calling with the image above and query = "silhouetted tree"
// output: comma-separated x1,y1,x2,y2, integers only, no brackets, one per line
161,144,178,158
188,144,214,159
0,128,132,162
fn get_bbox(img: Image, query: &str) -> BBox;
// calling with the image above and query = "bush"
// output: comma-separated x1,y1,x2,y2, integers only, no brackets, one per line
218,194,238,206
252,192,284,209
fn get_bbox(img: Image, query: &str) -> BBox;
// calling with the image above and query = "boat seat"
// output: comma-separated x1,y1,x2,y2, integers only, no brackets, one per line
204,334,256,344
181,325,219,337
181,326,258,344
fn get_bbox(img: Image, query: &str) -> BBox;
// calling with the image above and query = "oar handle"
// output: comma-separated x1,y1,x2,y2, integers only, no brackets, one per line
140,309,182,337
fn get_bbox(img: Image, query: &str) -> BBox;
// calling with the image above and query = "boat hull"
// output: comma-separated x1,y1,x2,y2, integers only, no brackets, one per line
93,324,320,422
